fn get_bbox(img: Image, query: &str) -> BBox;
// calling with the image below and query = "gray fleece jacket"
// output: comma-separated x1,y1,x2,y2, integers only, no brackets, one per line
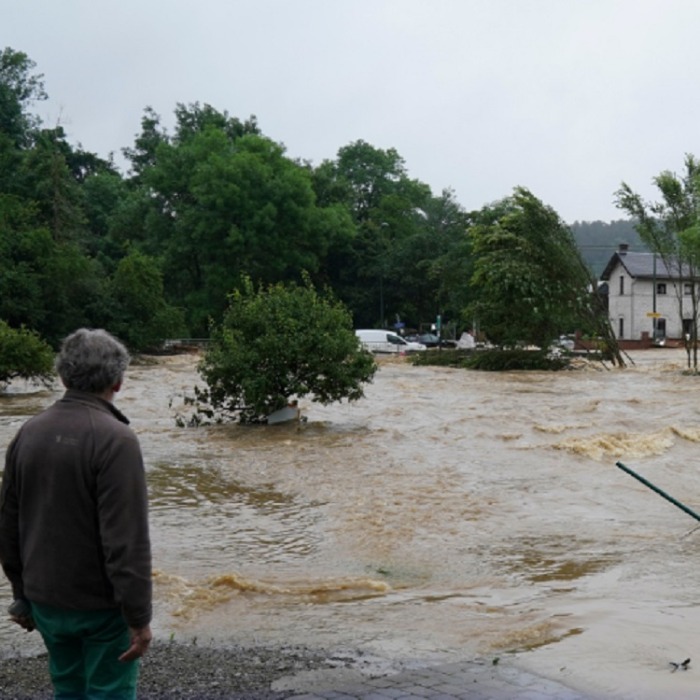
0,390,152,628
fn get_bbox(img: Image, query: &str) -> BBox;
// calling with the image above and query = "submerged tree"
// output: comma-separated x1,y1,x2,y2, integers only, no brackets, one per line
195,275,377,423
0,321,54,388
468,187,623,365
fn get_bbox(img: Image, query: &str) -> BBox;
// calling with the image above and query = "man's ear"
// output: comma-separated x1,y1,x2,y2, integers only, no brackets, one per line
113,380,123,393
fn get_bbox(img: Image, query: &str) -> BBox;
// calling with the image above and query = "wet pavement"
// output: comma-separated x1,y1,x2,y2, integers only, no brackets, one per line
277,659,593,700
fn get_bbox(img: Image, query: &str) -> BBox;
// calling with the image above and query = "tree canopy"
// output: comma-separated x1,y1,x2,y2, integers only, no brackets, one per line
311,140,466,329
0,47,46,146
0,45,635,371
0,49,185,348
122,107,356,335
468,187,622,363
0,320,54,387
197,275,377,423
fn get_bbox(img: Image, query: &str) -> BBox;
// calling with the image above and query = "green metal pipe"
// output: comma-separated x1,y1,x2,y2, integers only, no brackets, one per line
616,461,700,523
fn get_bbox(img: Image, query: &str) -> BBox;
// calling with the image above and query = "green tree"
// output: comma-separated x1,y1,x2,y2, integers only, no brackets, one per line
0,47,46,147
0,192,113,346
390,189,472,330
80,169,131,267
20,126,87,241
172,101,259,144
0,194,50,329
312,140,440,328
0,321,54,387
615,154,700,369
40,242,111,345
125,106,354,334
0,48,129,344
197,275,377,423
468,187,622,363
122,106,169,181
110,249,186,351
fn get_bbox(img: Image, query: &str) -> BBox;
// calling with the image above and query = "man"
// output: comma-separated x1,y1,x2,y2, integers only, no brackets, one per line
0,328,152,699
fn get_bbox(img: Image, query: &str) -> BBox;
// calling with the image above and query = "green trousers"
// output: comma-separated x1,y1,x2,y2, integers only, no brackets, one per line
31,603,139,700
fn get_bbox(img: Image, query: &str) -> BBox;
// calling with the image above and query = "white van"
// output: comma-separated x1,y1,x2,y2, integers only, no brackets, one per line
355,329,426,354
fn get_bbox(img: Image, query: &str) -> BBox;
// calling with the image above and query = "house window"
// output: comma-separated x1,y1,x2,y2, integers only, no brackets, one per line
656,283,667,295
619,276,625,295
618,317,624,339
684,283,694,295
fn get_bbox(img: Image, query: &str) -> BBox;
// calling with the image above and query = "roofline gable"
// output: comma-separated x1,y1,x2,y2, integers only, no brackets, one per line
599,251,690,282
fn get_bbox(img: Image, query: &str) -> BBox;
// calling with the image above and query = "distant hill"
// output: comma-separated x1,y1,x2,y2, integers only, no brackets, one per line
569,219,650,278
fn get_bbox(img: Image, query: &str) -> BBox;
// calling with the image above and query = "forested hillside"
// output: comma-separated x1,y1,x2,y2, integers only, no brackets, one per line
570,220,649,277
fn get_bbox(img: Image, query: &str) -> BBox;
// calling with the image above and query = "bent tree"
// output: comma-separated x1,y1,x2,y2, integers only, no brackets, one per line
615,154,700,370
468,187,624,365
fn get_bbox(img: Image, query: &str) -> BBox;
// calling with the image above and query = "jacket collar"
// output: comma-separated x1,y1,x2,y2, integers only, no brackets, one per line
61,389,131,425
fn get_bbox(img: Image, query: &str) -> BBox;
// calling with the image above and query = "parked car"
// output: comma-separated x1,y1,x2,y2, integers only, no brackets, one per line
355,329,427,354
548,335,576,355
554,335,575,351
405,333,457,349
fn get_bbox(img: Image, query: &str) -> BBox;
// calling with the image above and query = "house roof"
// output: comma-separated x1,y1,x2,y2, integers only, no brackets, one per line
600,251,688,281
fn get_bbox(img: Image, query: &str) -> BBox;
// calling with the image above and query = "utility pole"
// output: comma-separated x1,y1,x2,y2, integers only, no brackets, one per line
652,252,657,340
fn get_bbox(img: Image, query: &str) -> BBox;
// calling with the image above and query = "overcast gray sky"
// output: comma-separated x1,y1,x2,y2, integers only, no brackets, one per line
4,0,700,223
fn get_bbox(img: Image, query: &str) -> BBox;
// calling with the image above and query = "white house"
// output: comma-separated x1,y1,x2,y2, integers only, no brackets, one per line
600,244,696,344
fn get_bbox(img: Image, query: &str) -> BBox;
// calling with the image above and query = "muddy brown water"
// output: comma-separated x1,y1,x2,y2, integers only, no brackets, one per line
3,349,700,698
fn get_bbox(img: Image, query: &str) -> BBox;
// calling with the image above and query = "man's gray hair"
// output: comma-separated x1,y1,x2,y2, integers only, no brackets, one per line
56,329,130,393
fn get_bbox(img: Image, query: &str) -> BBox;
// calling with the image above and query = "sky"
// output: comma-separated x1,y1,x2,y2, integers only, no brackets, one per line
4,0,700,224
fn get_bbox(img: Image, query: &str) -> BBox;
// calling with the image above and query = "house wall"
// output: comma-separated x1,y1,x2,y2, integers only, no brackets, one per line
606,262,689,341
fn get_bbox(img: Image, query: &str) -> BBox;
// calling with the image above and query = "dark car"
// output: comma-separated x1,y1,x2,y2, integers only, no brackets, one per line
405,333,457,348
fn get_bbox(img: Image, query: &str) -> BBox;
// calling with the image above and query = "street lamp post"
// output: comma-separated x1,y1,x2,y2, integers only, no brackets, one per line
379,222,389,327
379,273,384,329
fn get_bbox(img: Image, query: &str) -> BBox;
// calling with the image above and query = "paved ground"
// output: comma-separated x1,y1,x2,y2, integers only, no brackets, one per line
276,659,593,700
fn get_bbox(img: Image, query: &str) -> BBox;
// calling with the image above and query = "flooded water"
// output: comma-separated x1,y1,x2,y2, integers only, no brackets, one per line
3,348,700,698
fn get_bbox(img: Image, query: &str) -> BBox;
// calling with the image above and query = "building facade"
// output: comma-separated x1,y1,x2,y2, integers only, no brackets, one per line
600,244,696,345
